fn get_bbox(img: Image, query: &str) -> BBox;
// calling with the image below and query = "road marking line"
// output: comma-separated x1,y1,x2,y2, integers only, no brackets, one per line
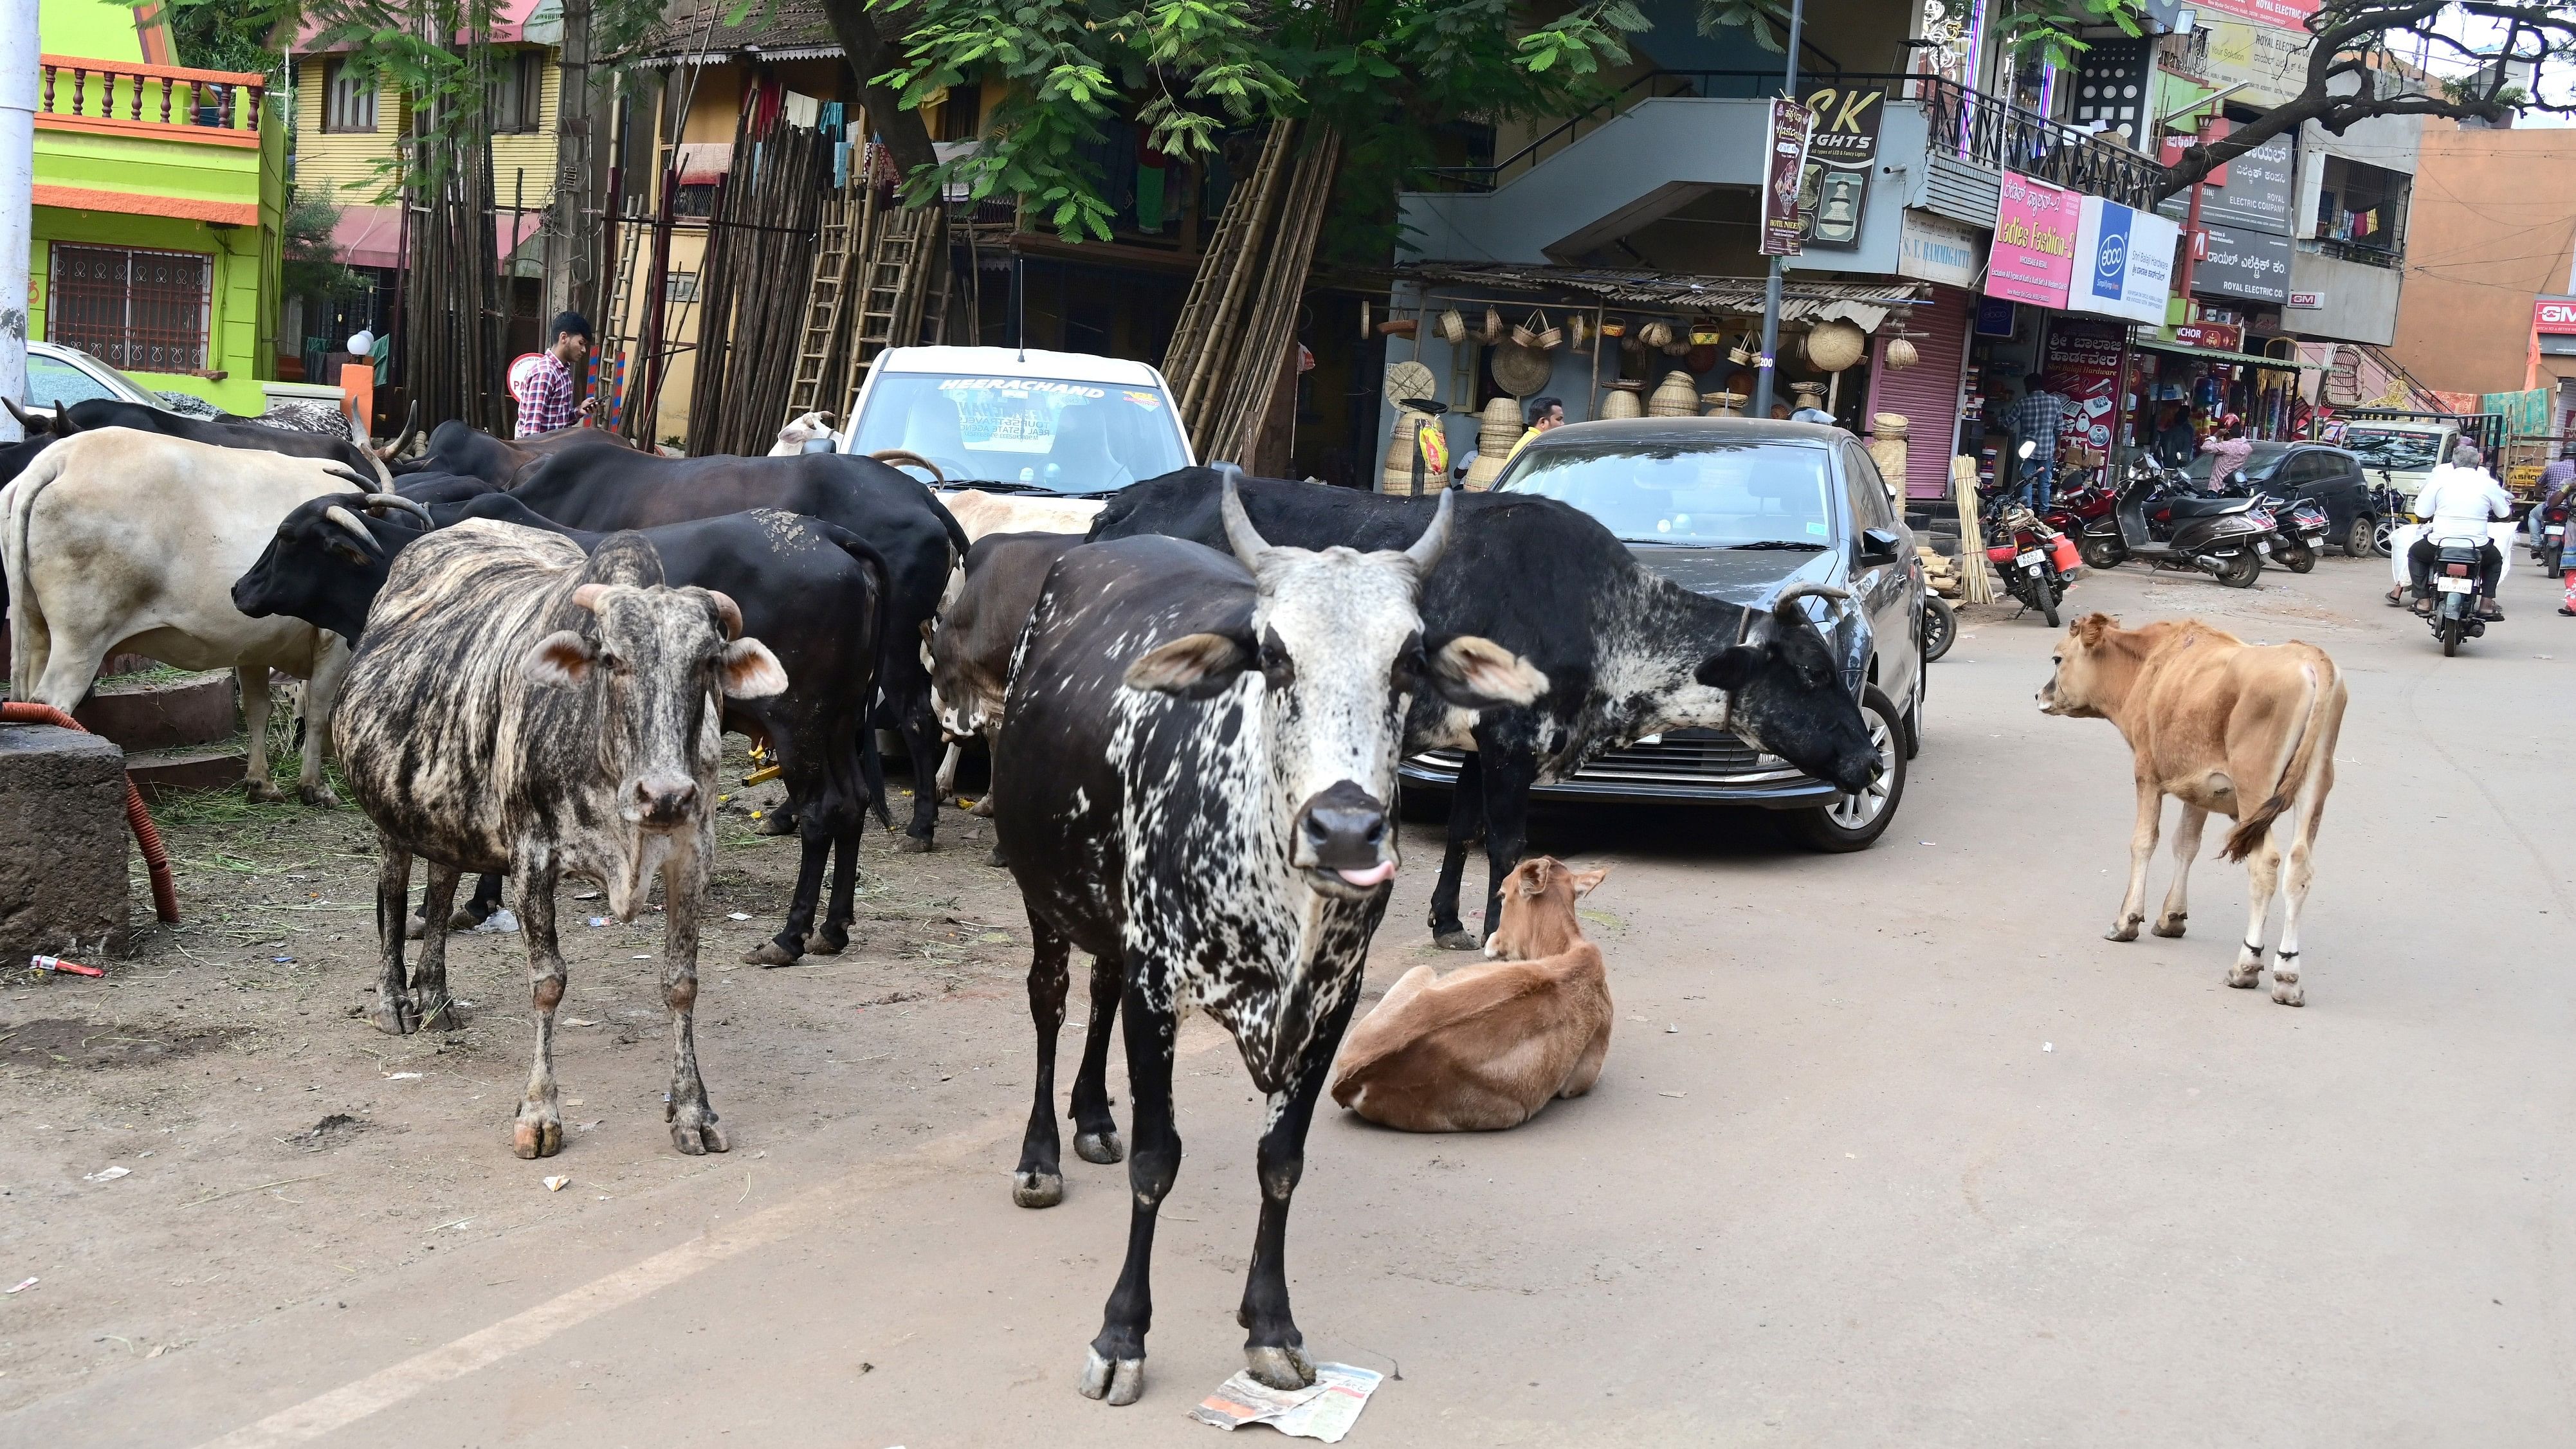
192,1025,1227,1449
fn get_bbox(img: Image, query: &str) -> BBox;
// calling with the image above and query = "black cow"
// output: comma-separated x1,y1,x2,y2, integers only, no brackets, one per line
1090,468,1879,945
998,483,1544,1406
388,419,630,486
232,491,890,964
5,394,406,478
506,447,969,850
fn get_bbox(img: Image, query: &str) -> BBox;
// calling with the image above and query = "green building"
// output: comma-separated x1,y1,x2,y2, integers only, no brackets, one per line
29,0,284,414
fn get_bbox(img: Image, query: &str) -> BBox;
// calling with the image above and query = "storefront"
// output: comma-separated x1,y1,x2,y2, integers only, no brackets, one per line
2123,331,2317,460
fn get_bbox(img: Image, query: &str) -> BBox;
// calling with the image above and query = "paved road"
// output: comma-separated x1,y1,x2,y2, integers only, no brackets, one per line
15,547,2575,1447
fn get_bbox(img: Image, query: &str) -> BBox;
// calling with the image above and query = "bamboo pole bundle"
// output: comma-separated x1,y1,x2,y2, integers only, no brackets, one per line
685,98,834,456
1201,126,1341,464
1162,121,1299,452
1950,455,1995,604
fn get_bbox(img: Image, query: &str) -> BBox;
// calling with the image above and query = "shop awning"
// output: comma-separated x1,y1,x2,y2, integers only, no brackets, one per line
1397,263,1930,333
2127,333,2324,370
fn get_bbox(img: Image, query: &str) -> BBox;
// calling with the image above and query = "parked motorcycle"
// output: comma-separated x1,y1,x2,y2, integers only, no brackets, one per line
2075,455,2269,587
2531,495,2568,567
2240,479,2328,574
2422,533,2501,656
1980,445,2079,626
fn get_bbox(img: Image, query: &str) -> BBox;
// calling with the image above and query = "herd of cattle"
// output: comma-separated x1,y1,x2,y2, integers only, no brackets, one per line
0,398,2342,1403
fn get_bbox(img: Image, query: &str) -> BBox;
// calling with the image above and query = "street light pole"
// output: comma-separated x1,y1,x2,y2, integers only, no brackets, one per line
1753,0,1807,421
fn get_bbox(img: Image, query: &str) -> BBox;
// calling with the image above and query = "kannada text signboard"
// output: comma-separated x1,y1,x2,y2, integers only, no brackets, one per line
1986,171,2076,309
1759,100,1814,257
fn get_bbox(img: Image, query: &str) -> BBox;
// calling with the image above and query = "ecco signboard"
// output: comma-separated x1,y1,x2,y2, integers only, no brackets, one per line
2070,195,2180,325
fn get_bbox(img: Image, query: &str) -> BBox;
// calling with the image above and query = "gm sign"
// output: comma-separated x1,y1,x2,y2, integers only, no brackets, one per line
2538,297,2576,335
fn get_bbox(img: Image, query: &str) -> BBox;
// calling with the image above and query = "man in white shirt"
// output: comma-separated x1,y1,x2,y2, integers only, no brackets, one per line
2408,442,2516,618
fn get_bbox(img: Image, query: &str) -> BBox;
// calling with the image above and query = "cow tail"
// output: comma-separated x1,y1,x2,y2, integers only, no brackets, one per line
2222,657,2332,862
4,446,73,698
812,520,898,831
920,488,971,567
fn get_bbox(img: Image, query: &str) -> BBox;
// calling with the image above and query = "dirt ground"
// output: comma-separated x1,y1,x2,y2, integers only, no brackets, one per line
0,742,1042,1414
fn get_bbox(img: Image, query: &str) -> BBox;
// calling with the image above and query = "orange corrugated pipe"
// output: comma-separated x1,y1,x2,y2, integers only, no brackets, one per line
0,701,180,922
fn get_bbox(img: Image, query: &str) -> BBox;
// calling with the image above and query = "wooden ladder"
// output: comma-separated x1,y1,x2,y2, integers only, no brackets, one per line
784,194,859,420
852,202,944,368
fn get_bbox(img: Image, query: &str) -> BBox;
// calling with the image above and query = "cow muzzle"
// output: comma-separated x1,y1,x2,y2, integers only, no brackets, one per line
627,773,701,828
1293,779,1395,895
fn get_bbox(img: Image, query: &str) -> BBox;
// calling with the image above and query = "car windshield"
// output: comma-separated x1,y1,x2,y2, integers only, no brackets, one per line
2343,427,2446,472
1498,437,1836,547
23,351,122,406
848,371,1190,494
2184,442,2291,485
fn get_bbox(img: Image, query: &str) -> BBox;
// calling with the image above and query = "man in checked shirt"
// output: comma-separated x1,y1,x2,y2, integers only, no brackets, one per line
508,311,597,437
2002,369,2070,513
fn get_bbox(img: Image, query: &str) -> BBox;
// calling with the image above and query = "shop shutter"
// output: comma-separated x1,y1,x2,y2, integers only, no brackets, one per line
1867,285,1973,500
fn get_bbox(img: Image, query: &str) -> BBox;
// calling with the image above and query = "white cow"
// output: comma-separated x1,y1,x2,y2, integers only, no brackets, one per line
768,411,839,456
936,488,1106,540
4,428,361,803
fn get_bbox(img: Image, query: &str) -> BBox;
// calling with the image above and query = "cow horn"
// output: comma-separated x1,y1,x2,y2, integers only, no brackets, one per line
50,398,75,434
868,448,945,482
1773,582,1855,614
361,491,434,526
1217,466,1270,569
702,589,745,641
1403,486,1458,572
373,400,419,460
572,582,612,612
324,504,383,554
1,396,41,434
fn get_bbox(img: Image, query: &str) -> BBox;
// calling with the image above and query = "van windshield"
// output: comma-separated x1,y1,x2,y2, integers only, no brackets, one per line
849,372,1191,494
1498,438,1836,547
2342,427,2445,473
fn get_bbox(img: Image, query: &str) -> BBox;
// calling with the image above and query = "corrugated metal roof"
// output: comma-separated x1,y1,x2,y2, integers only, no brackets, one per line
633,0,840,65
1397,262,1930,329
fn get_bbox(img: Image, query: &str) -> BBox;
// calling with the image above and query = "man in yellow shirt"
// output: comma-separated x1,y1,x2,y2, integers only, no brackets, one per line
1504,396,1565,465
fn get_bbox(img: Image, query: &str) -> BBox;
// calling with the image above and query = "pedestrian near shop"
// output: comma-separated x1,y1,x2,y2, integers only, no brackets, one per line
2151,402,2197,468
1505,396,1565,464
2004,371,2069,511
2544,447,2576,615
2199,416,2252,491
508,311,597,438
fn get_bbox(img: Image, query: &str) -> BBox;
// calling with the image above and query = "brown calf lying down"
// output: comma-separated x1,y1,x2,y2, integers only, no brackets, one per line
2040,613,2346,1006
1330,857,1613,1131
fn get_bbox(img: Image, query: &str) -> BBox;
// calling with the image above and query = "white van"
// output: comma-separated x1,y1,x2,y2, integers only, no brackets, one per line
838,346,1195,497
2339,419,2456,504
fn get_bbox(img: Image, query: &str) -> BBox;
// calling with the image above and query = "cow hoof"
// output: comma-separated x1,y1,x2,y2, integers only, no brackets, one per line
754,811,798,837
744,939,801,967
967,796,995,818
2226,963,2262,989
2151,913,2188,938
406,913,428,942
1012,1169,1065,1208
1433,929,1480,951
445,906,486,931
512,1106,562,1160
2106,918,2141,943
808,926,848,956
298,781,341,808
897,834,935,854
366,990,419,1035
1074,1130,1124,1165
985,846,1009,869
670,1114,729,1156
245,779,288,805
2270,979,2305,1007
414,992,469,1030
1079,1348,1144,1406
1245,1344,1317,1391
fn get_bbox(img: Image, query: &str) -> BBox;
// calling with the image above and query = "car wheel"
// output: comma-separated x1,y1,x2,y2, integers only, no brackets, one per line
1782,687,1906,853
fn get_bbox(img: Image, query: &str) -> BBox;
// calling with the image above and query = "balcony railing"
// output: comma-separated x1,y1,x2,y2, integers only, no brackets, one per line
35,55,266,147
1416,69,2160,210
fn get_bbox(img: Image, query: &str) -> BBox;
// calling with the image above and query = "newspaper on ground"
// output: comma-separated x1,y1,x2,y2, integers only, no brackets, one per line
1188,1363,1383,1443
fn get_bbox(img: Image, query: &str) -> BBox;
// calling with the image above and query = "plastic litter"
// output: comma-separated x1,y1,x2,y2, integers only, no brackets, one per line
587,916,609,929
2042,1043,2054,1052
28,954,104,978
384,1071,424,1081
727,912,752,922
5,1278,33,1294
543,1176,570,1192
84,1165,131,1183
472,909,520,934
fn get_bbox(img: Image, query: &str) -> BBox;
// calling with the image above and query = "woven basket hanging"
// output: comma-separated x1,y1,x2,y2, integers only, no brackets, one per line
1482,307,1505,343
1564,313,1589,351
1805,319,1869,374
1510,310,1542,349
1439,309,1468,345
1638,320,1673,350
1885,334,1921,369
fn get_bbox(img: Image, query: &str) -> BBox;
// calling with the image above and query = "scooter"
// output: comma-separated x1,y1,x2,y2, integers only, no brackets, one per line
2421,533,2500,657
2531,496,2567,566
2076,454,2270,587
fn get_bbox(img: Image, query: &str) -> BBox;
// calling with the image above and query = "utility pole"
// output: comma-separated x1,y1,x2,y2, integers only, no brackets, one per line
1752,0,1807,421
544,0,600,322
0,0,36,445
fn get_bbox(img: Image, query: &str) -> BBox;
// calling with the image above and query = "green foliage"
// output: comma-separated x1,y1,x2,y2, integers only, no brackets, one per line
157,0,284,78
872,0,1644,244
282,190,368,301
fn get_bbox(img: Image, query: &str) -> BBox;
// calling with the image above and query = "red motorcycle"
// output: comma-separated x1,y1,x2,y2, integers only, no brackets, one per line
1979,457,2082,628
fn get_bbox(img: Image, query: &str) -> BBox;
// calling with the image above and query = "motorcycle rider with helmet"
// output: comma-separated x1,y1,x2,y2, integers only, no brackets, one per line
2409,441,2515,620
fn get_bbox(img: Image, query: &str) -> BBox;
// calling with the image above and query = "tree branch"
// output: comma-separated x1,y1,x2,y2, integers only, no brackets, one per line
816,0,938,183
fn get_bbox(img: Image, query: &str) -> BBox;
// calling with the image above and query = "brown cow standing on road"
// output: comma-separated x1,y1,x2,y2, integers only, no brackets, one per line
2039,614,2346,1006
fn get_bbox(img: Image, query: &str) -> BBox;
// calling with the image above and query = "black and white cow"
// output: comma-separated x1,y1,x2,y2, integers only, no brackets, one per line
231,491,888,966
333,520,785,1156
997,482,1544,1405
1090,468,1880,944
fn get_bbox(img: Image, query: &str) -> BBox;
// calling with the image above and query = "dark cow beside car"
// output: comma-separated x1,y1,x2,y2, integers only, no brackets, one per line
998,483,1545,1407
232,491,889,965
504,446,967,850
1089,467,1881,945
333,521,785,1158
389,419,632,487
927,530,1084,837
